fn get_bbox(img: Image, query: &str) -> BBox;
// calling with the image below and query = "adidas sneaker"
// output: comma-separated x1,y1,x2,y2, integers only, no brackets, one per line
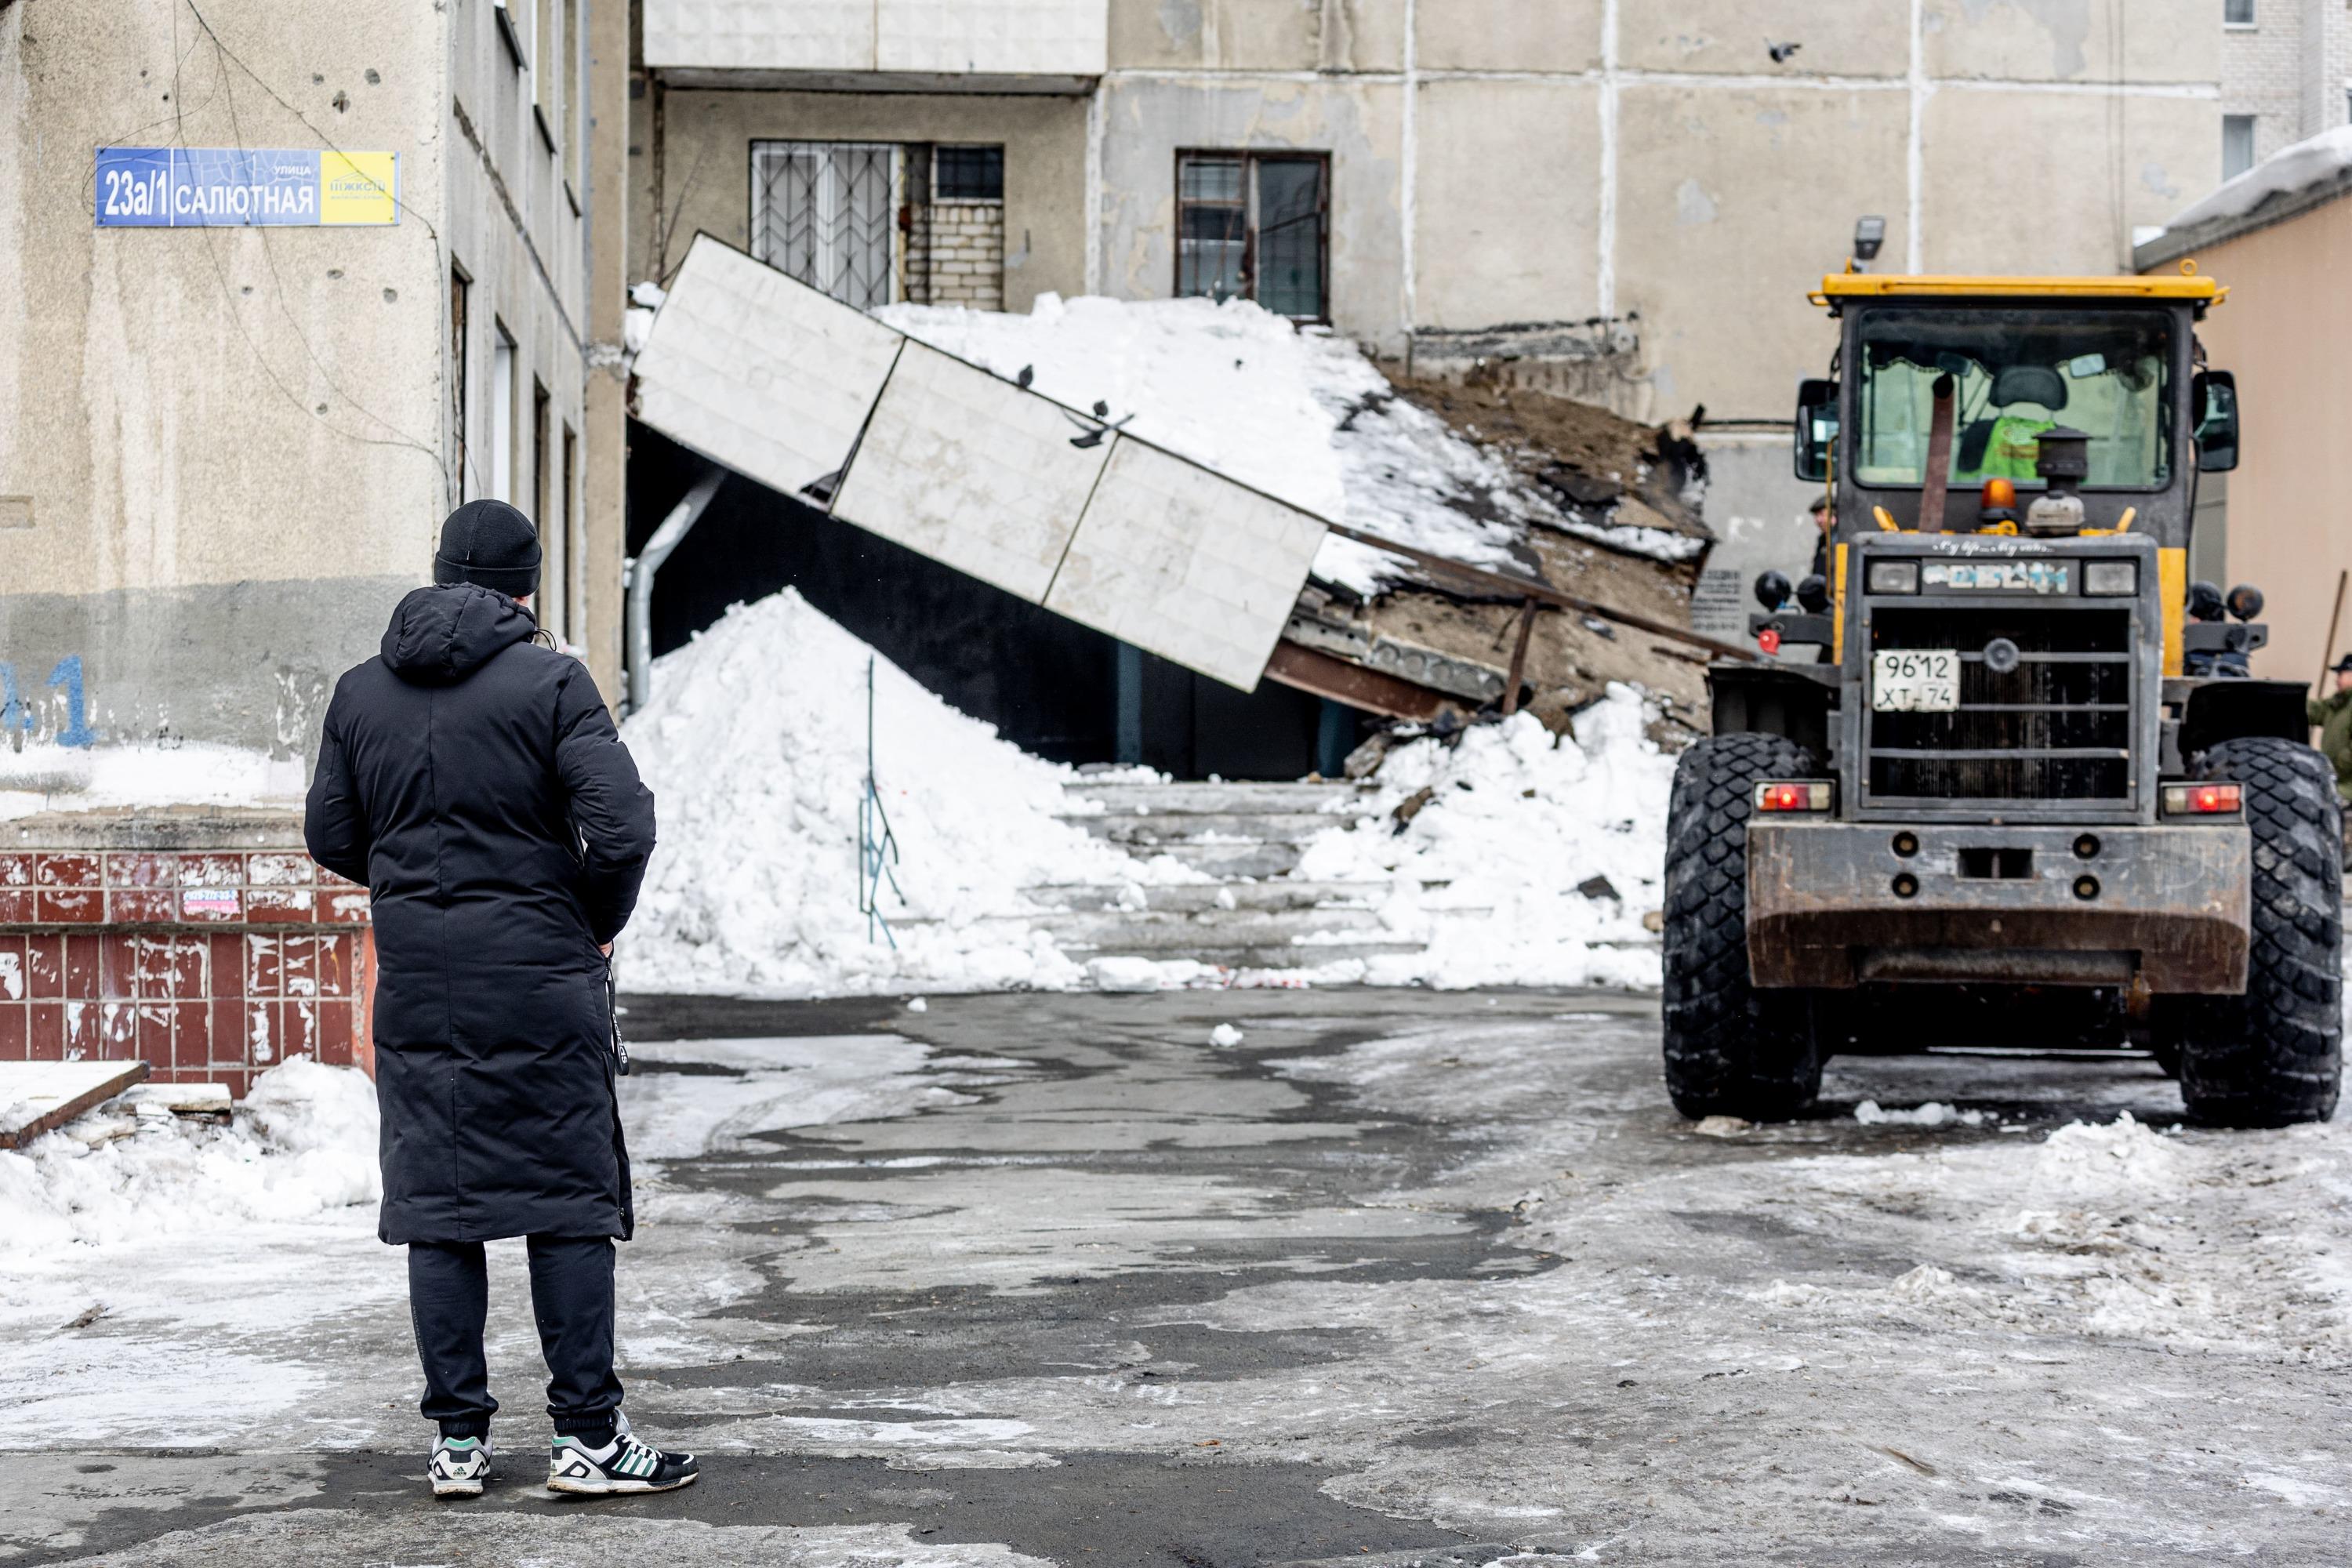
428,1433,494,1498
546,1416,699,1496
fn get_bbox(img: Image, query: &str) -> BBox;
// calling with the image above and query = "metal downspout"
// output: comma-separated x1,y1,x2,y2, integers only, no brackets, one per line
623,468,727,715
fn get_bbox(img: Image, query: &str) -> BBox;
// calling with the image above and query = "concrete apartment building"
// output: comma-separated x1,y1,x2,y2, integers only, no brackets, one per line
627,0,2228,673
2219,0,2352,176
0,0,627,1089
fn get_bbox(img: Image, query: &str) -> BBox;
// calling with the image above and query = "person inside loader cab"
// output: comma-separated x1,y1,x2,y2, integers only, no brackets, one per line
305,500,696,1500
1807,495,1833,582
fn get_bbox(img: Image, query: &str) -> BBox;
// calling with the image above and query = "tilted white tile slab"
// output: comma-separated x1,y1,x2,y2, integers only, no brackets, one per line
831,342,1110,604
1047,438,1327,691
632,237,903,498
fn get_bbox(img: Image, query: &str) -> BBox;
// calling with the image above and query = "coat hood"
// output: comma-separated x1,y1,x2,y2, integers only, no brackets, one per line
381,584,536,685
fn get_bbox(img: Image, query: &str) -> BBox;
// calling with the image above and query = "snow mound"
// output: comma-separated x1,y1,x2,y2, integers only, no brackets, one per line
877,293,1694,599
1289,688,1677,989
2162,124,2352,234
0,1058,379,1254
2027,1110,2193,1196
620,589,1191,997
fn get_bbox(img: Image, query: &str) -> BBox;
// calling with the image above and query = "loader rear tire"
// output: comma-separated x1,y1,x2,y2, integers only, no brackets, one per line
1661,732,1824,1121
2156,737,2342,1127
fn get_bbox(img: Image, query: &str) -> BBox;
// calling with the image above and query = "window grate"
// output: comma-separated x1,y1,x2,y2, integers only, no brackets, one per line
752,141,901,310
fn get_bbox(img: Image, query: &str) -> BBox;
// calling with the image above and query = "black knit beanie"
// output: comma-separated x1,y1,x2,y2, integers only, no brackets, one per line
434,499,542,597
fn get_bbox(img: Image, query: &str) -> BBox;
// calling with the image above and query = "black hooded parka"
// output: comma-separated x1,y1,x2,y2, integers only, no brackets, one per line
305,585,656,1245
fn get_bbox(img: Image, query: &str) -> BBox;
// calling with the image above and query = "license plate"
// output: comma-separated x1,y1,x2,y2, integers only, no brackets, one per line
1872,649,1959,712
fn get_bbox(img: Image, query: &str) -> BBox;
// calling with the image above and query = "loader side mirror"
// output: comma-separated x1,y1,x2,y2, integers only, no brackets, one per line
2193,369,2238,474
1794,378,1838,481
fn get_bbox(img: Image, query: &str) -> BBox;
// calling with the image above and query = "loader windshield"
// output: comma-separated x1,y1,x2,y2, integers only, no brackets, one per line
1853,307,2172,489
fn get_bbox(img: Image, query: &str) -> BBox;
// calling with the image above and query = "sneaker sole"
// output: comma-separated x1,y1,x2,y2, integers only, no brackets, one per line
431,1479,486,1498
546,1471,699,1497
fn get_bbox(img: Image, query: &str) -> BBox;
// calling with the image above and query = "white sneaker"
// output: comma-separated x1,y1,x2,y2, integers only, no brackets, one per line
546,1414,699,1496
428,1433,494,1497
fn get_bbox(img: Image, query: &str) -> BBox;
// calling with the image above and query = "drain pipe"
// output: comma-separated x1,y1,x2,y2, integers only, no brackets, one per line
624,467,727,715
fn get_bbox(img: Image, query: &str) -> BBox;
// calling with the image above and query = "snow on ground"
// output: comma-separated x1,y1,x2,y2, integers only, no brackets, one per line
618,588,1196,999
619,584,1679,996
0,1058,378,1256
877,292,1700,597
1290,686,1678,989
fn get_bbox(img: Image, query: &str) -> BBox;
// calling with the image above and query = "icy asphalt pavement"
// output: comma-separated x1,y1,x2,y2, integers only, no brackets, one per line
9,987,2352,1566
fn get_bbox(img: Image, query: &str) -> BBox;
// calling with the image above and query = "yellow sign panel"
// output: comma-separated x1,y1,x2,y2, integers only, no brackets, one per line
320,151,398,226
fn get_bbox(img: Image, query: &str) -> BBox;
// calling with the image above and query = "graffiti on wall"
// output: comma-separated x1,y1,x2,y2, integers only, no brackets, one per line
0,655,99,749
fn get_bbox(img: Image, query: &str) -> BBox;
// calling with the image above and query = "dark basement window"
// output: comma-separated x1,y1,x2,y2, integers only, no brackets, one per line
935,145,1004,201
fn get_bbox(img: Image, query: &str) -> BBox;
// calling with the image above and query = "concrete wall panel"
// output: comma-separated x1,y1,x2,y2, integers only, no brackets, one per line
1414,1,1601,74
1045,437,1325,690
1109,0,1403,72
643,89,1089,312
831,343,1110,601
1921,89,2217,274
646,1,873,71
1615,84,1905,418
1095,78,1404,347
1410,79,1599,333
1621,2,1907,78
1923,0,2212,84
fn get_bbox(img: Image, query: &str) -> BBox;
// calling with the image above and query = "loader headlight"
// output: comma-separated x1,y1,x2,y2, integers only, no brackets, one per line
1865,559,1919,594
2083,560,2138,597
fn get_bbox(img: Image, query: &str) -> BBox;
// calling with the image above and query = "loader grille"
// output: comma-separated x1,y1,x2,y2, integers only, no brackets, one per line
1865,605,2136,808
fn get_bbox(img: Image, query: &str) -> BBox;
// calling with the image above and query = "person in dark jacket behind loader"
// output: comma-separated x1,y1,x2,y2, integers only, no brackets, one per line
2309,652,2352,866
305,500,695,1500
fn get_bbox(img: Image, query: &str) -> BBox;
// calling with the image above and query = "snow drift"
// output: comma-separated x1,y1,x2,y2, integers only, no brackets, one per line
0,1057,379,1255
618,589,1190,997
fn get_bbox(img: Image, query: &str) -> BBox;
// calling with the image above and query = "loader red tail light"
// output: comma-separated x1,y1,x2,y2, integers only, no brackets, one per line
2160,782,2242,816
1755,780,1834,812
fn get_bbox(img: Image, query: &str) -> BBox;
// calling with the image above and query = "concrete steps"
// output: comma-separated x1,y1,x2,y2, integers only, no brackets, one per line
1033,778,1423,973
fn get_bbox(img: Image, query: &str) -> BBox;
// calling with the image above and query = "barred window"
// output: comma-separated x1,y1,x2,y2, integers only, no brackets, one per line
751,140,902,310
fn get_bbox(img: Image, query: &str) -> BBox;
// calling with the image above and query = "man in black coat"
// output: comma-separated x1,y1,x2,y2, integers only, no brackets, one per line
306,499,696,1497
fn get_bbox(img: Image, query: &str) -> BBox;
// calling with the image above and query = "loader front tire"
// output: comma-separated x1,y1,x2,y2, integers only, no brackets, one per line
1661,732,1824,1121
2157,737,2342,1127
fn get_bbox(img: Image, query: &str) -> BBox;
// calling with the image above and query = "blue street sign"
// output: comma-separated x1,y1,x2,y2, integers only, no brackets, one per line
95,147,399,227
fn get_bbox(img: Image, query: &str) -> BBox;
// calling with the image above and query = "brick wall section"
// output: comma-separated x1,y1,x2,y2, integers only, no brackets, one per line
2223,1,2352,165
927,200,1005,310
0,811,368,1098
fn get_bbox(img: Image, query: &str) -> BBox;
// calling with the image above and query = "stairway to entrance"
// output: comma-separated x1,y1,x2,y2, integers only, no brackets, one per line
1025,779,1432,973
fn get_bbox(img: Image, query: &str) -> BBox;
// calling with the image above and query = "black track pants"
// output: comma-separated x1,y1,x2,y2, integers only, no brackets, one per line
407,1236,623,1439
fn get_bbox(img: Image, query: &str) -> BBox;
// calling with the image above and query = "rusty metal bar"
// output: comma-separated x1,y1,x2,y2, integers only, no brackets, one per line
1263,641,1450,721
1319,521,1759,663
1501,597,1540,716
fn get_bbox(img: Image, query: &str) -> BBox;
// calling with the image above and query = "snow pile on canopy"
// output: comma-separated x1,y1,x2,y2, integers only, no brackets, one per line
0,1058,379,1255
2163,123,2352,234
876,293,1700,598
1288,687,1678,989
619,589,1194,998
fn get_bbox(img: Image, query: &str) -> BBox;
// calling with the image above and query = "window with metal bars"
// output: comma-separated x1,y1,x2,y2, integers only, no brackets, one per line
1174,151,1328,321
751,141,903,310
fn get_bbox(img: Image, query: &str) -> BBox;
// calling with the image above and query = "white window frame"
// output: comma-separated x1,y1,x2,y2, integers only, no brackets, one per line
490,324,517,505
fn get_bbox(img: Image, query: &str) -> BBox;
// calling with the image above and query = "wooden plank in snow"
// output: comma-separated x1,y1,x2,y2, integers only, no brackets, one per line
0,1061,151,1150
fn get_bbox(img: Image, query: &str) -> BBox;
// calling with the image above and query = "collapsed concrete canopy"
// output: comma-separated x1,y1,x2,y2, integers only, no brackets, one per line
630,235,1327,691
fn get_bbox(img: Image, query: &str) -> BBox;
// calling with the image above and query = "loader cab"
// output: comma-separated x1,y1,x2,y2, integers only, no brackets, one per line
1794,274,2235,555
